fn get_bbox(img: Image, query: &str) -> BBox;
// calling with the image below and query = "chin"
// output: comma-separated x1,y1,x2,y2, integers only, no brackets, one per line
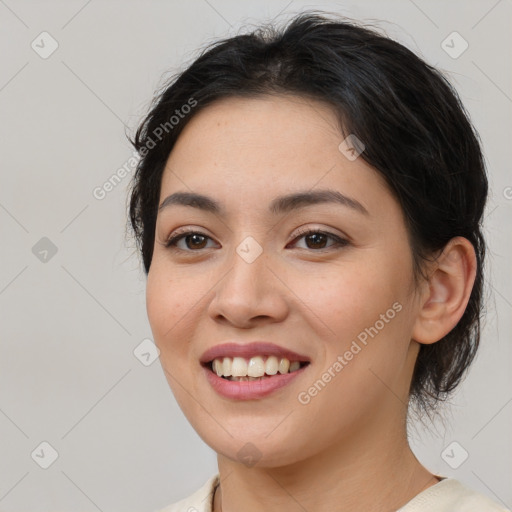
192,420,316,469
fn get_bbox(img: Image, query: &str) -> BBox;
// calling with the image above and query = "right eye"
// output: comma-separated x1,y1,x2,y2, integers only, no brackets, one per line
165,230,219,251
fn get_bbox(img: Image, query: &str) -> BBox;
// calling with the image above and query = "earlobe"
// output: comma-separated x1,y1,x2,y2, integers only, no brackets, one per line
412,237,477,345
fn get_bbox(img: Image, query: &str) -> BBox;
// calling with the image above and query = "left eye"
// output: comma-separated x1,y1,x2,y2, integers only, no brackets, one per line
289,230,348,250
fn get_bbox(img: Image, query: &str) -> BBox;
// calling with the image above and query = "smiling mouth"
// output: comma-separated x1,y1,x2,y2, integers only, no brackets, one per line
205,355,310,381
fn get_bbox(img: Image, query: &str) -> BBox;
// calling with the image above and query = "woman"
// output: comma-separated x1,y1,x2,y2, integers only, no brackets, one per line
128,13,507,512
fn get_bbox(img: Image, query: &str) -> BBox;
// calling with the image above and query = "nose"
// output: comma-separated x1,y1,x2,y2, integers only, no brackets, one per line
207,246,289,329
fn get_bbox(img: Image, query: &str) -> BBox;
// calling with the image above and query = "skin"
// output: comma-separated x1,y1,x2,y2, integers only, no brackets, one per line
146,95,476,512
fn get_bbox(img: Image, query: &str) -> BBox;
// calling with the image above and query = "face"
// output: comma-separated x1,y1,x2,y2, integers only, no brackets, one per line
147,95,422,467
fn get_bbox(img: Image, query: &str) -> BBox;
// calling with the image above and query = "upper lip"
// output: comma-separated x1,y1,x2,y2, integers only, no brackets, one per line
200,342,311,364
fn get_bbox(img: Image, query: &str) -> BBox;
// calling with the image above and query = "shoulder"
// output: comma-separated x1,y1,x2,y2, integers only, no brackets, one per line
399,478,510,512
155,474,219,512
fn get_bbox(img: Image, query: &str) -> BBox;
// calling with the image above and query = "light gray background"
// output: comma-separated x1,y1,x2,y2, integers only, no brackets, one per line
1,1,511,511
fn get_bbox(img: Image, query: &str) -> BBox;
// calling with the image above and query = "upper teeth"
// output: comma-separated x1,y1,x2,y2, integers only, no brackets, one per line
211,356,302,378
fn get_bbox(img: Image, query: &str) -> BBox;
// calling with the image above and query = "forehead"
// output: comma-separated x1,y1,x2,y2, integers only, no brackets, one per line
171,94,340,157
159,95,393,219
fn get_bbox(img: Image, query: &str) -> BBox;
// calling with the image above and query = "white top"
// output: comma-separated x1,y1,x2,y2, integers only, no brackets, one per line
158,474,510,512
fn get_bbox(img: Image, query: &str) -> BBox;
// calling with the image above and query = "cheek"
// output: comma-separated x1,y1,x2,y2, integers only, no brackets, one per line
146,260,220,369
290,253,413,379
289,260,398,338
146,269,172,338
146,265,192,354
146,266,199,410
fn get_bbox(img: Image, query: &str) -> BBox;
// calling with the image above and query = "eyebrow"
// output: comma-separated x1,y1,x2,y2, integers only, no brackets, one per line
158,189,369,216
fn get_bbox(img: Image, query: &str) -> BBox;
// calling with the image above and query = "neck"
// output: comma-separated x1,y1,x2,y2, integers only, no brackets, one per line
214,414,438,512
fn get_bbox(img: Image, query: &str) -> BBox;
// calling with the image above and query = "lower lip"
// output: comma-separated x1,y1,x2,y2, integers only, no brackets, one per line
202,364,309,400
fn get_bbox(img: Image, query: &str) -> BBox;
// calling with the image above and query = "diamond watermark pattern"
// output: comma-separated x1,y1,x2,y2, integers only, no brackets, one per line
237,442,262,467
441,32,468,59
31,441,59,469
338,134,365,161
236,236,263,264
31,31,59,59
441,441,469,469
134,338,160,366
32,237,58,263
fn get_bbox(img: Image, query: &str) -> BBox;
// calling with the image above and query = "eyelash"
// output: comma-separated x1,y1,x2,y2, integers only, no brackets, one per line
164,227,349,252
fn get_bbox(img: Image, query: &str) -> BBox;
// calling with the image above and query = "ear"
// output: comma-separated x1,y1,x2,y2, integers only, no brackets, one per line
412,237,477,345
